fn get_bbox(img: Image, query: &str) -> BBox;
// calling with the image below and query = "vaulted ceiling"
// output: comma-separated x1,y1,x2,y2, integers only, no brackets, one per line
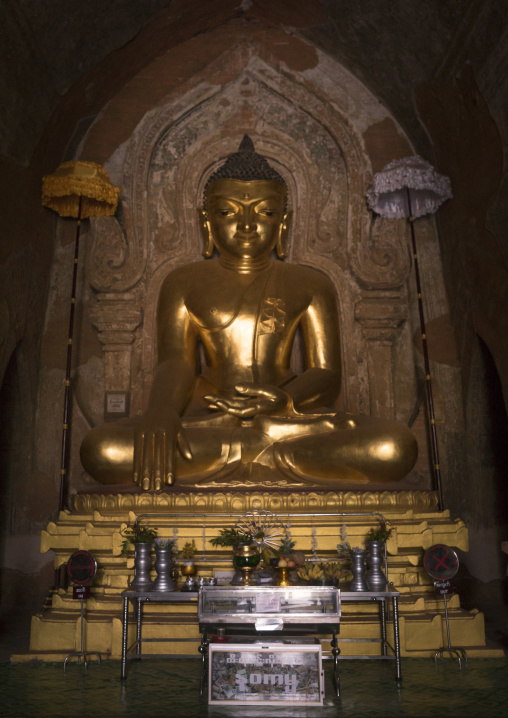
2,0,506,166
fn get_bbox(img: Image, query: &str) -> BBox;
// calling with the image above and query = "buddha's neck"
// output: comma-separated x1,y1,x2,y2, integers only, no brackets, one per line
218,254,272,274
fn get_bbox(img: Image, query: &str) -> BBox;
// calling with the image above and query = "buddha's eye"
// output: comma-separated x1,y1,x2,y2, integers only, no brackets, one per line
259,208,277,217
216,208,235,217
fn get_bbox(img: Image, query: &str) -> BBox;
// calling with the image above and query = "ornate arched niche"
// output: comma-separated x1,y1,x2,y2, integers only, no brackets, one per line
85,52,412,428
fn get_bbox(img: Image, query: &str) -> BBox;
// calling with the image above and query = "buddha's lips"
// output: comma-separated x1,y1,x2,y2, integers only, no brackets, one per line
234,232,259,241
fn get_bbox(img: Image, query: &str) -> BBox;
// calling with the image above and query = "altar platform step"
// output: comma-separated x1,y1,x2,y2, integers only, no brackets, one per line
19,587,503,663
18,493,504,661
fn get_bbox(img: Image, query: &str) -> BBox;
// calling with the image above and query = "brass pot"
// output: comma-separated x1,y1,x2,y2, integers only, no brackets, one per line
232,543,260,569
181,562,197,577
232,543,260,586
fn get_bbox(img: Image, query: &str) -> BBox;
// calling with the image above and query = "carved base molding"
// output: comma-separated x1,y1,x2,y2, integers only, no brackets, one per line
72,489,439,514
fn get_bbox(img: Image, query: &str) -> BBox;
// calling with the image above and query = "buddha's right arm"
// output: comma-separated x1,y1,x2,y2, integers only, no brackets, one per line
150,269,199,413
133,269,198,489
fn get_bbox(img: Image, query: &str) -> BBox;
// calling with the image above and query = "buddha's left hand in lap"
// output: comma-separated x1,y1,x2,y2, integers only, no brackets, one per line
204,383,293,418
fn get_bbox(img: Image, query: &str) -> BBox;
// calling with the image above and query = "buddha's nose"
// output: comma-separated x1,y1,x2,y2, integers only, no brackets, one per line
238,207,257,233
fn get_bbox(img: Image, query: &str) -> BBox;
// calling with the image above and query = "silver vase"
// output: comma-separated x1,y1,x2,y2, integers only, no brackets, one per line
366,541,386,591
349,548,368,591
129,542,153,590
152,546,175,591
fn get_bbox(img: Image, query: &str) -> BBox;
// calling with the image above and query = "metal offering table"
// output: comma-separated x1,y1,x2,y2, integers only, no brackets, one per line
339,590,402,682
120,586,402,695
120,590,198,680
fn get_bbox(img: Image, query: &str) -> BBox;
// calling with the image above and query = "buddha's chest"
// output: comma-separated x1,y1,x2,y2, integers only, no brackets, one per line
186,272,304,336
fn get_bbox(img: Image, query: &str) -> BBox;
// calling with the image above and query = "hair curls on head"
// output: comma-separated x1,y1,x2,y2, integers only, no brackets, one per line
203,135,286,205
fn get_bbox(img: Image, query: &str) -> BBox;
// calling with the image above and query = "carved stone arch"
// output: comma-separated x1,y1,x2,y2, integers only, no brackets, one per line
128,98,361,411
88,45,405,292
135,75,352,259
86,44,415,420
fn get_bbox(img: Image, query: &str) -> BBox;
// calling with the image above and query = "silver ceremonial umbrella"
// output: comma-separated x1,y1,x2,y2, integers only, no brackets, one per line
366,155,452,219
367,156,452,510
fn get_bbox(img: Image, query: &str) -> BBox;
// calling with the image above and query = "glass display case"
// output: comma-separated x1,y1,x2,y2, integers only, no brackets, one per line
198,585,340,630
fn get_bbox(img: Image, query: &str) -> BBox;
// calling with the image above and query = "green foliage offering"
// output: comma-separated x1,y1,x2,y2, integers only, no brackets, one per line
181,540,197,560
366,519,393,543
121,524,158,554
209,528,252,548
279,537,296,558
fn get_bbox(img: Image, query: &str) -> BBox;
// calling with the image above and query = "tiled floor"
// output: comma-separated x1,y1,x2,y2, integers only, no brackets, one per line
0,657,507,717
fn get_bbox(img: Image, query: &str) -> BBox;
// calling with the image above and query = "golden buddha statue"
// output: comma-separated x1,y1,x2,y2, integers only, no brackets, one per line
81,137,417,491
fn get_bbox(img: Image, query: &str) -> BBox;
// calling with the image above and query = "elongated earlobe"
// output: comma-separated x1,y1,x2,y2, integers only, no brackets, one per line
197,208,214,257
276,210,292,258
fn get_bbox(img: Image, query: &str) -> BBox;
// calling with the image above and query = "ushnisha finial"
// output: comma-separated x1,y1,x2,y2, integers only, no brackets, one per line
205,135,286,187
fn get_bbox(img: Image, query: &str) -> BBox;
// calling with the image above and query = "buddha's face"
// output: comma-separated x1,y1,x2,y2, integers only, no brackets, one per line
204,179,287,261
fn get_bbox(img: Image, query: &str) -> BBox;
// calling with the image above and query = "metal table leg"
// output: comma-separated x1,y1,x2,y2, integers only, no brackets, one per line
121,595,129,680
136,598,143,658
379,598,388,656
392,595,402,683
331,628,341,696
198,631,209,696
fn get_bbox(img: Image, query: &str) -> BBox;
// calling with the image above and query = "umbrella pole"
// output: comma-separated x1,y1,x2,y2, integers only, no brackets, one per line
58,195,83,515
406,188,444,511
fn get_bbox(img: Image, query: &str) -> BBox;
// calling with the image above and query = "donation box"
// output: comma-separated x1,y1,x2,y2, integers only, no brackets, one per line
209,642,324,706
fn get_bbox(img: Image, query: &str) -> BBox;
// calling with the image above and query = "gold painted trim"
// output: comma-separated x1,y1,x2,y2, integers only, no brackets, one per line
73,490,438,514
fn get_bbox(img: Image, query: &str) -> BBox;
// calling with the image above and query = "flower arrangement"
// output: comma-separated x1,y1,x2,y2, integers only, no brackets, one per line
180,539,197,560
337,541,352,558
366,519,393,543
121,524,158,554
153,537,177,551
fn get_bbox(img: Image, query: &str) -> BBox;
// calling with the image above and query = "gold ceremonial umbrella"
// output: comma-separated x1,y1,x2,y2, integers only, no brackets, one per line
42,160,120,219
42,161,120,512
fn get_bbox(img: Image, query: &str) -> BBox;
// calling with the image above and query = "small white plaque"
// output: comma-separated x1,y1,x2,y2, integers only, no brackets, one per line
255,592,281,613
106,393,126,412
104,391,130,420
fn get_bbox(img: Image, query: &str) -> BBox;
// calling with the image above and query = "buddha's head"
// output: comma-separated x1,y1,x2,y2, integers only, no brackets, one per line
198,136,291,261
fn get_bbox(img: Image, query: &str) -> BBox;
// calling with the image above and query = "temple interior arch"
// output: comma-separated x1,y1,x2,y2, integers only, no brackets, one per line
1,0,507,661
